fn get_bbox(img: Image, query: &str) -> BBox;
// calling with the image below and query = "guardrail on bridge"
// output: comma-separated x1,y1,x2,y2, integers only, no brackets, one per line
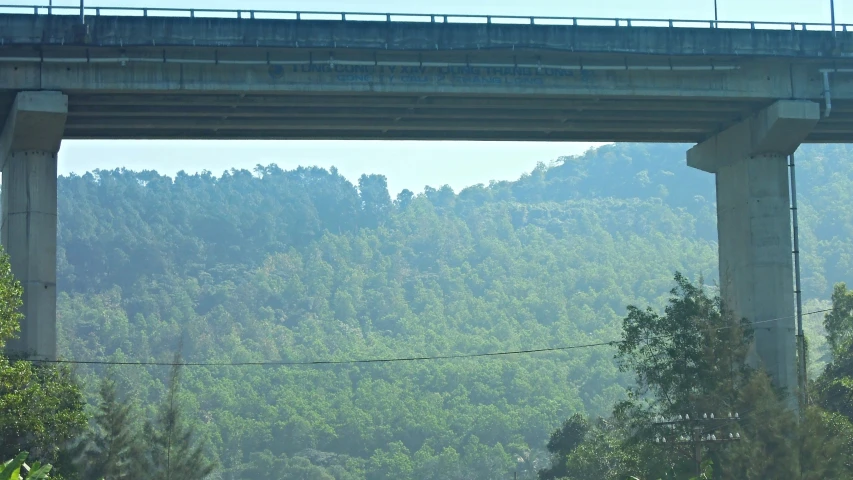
0,4,850,33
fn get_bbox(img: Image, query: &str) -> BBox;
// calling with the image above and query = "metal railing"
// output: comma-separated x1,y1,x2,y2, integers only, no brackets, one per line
0,4,850,32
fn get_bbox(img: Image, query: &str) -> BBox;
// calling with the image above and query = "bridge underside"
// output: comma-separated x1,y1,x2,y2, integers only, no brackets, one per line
0,91,850,143
1,13,852,142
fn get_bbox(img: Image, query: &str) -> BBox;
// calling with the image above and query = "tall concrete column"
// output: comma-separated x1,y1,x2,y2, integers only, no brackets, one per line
0,91,68,361
687,100,819,405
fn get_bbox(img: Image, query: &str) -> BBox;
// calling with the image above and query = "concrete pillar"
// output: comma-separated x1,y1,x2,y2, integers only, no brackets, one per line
0,91,67,361
687,100,819,405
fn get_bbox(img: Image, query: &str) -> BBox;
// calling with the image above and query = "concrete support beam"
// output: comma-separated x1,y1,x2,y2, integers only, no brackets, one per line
0,91,67,361
687,100,819,405
688,101,821,173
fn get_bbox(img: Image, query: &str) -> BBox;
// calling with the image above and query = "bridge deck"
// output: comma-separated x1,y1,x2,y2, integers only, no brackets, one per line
1,13,852,142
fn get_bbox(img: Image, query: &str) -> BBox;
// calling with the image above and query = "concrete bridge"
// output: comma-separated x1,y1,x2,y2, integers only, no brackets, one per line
1,6,853,403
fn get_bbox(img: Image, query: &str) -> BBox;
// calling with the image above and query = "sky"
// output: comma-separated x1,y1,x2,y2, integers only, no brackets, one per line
5,0,850,194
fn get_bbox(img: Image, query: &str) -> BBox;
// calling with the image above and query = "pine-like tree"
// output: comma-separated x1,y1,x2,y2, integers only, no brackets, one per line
144,352,216,480
73,372,144,479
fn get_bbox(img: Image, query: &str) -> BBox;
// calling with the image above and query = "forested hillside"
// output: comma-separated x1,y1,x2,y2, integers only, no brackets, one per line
53,143,853,479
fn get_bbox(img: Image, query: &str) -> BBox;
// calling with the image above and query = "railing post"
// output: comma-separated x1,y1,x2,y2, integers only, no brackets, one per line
143,8,148,17
487,16,492,24
190,9,194,18
530,17,534,25
669,20,673,28
627,19,632,27
386,13,390,22
791,23,795,31
251,11,255,19
96,8,100,16
572,18,577,26
297,12,301,20
443,15,448,23
750,21,755,29
431,15,435,23
342,13,346,21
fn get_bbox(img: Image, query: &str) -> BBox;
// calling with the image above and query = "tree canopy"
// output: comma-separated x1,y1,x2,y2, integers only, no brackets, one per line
36,142,853,478
0,250,86,475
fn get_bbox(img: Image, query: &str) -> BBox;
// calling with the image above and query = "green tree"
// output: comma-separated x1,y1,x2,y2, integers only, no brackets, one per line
716,370,848,480
0,250,86,473
358,174,392,229
717,370,799,479
0,251,22,346
561,418,642,480
824,283,853,360
798,407,852,479
538,413,589,479
72,372,144,479
144,353,215,480
817,283,853,421
615,273,752,422
367,442,413,480
814,283,853,472
614,274,851,479
395,189,414,210
609,273,753,478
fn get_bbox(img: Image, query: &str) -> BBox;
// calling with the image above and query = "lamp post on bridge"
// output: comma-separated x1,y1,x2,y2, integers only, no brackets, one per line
714,0,718,28
831,0,836,36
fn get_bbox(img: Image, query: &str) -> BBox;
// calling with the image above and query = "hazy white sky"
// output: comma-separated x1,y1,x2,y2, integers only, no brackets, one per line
7,0,850,194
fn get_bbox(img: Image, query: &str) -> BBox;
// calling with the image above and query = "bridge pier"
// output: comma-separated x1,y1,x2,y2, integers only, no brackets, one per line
0,91,67,361
687,100,820,405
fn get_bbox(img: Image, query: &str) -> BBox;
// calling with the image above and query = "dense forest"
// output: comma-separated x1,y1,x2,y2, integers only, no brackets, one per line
5,142,853,478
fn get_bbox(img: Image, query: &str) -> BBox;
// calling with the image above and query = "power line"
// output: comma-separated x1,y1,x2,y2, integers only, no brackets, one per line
712,308,832,332
28,307,834,368
33,341,618,367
